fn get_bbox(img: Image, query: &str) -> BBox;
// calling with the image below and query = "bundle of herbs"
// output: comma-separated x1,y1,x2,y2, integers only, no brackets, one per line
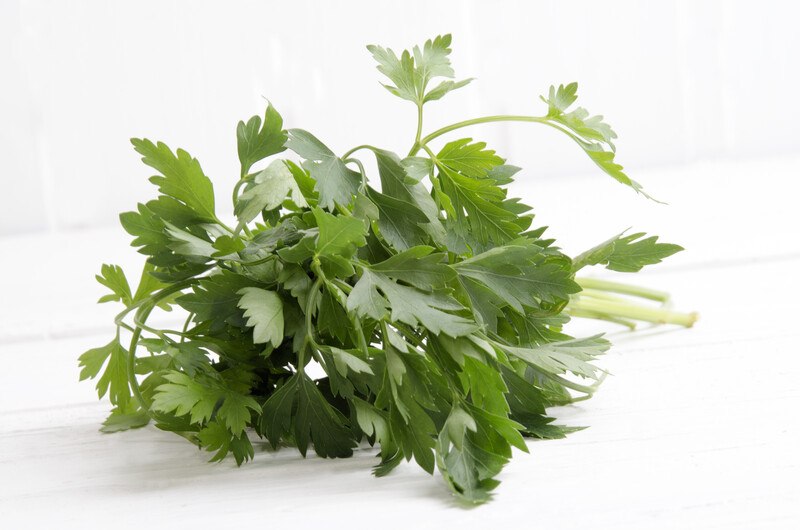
79,34,694,503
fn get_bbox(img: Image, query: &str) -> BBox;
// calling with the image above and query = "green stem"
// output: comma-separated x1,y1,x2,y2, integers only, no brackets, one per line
412,115,551,155
569,297,698,327
567,308,637,330
577,277,671,303
342,144,380,160
239,254,275,267
408,103,424,156
344,157,368,192
127,324,150,409
299,277,323,372
124,281,196,411
179,312,194,343
353,318,370,357
232,177,249,208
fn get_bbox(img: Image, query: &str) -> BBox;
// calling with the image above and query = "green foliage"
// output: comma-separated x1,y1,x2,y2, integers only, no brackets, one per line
80,33,686,505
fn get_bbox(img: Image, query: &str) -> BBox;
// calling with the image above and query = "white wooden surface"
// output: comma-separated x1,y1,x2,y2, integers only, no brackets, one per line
1,159,799,528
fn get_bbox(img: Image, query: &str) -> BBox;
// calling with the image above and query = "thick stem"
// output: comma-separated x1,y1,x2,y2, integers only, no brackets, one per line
569,297,698,327
567,308,638,330
578,277,671,303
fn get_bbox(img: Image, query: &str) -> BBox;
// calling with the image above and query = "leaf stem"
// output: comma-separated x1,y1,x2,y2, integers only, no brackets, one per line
123,281,196,411
408,103,424,156
344,157,368,192
568,297,698,327
412,115,551,154
342,144,380,160
567,308,638,330
577,277,671,303
299,277,323,372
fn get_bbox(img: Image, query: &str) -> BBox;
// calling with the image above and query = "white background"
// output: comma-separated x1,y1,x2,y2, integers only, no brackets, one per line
1,2,799,528
2,0,799,236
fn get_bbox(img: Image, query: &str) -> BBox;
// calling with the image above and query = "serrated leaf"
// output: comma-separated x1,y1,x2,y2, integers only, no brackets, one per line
235,159,306,229
540,83,657,200
365,245,454,287
237,103,287,175
348,269,476,337
368,34,469,104
100,408,150,433
501,334,610,380
217,391,260,434
237,287,284,347
95,264,132,306
606,233,683,272
79,339,132,408
286,129,361,210
453,242,580,312
313,207,367,259
151,371,219,425
131,138,216,220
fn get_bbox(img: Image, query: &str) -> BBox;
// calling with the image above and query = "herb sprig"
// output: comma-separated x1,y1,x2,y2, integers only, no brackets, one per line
80,34,695,503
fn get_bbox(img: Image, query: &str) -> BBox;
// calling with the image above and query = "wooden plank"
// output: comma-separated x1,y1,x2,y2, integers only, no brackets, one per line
1,331,797,528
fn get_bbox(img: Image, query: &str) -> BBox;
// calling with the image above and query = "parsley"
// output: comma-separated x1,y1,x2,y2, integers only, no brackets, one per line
80,34,696,504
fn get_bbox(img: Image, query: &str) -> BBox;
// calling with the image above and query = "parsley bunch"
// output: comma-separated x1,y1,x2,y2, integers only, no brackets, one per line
79,34,694,503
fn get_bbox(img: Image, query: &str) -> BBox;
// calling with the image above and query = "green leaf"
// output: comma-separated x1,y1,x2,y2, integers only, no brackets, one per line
502,367,579,439
367,34,470,104
322,345,374,376
164,222,216,259
423,78,474,103
294,375,357,458
391,400,436,474
95,264,132,305
177,271,254,330
574,232,684,273
79,339,131,408
352,397,390,442
260,377,298,448
540,83,655,199
437,404,523,504
237,103,287,175
235,159,306,229
437,138,504,178
453,242,580,313
237,287,284,347
166,342,210,377
261,374,356,458
131,138,216,220
286,129,361,210
365,245,454,287
100,408,150,433
198,420,255,465
151,371,219,425
313,207,367,259
501,334,610,380
133,262,168,304
433,139,527,246
217,390,260,434
348,269,476,337
312,207,367,278
367,187,429,251
374,149,446,247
